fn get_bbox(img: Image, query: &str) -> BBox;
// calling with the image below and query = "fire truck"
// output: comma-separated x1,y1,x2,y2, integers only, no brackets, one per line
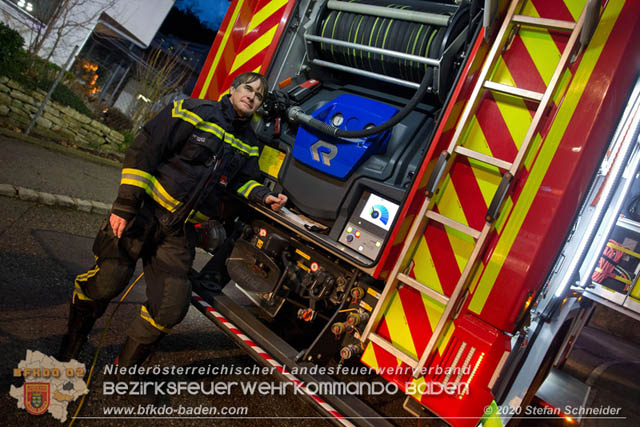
187,0,640,425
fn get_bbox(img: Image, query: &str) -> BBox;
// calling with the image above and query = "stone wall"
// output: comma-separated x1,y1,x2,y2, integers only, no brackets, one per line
0,76,126,158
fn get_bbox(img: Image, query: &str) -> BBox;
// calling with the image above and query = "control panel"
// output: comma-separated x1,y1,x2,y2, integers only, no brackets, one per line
339,191,399,261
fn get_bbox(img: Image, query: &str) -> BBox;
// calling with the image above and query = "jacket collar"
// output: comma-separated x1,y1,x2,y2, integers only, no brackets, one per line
221,95,250,129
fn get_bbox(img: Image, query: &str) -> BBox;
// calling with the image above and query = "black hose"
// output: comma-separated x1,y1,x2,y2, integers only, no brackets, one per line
288,67,431,139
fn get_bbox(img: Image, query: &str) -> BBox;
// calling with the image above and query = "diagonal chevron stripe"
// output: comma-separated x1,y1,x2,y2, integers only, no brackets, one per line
412,235,445,295
230,24,278,74
398,285,433,357
425,218,461,297
197,0,245,98
469,0,623,314
383,289,418,359
248,0,288,32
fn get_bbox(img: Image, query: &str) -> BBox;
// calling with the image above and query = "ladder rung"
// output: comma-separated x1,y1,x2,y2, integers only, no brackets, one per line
426,210,482,239
454,146,513,170
484,80,544,102
397,273,450,305
369,332,418,368
512,15,576,31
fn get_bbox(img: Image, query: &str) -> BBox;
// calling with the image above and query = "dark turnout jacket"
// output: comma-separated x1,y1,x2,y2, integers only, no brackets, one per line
112,96,271,226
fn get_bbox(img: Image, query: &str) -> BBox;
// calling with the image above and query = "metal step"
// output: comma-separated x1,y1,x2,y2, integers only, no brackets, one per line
484,80,544,102
397,273,449,305
454,145,513,170
512,14,576,31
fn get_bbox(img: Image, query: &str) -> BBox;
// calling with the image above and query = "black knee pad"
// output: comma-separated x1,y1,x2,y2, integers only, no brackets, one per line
152,276,192,329
86,258,135,301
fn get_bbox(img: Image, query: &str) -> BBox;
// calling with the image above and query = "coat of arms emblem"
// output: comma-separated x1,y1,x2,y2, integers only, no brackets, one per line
24,383,50,415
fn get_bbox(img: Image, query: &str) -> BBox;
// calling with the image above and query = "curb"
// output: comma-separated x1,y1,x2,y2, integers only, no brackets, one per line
0,183,112,215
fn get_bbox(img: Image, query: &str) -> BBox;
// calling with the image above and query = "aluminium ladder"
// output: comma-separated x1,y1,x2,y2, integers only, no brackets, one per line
361,0,591,378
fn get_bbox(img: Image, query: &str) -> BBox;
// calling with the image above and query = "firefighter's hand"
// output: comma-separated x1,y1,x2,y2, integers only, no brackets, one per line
265,193,287,212
109,213,127,238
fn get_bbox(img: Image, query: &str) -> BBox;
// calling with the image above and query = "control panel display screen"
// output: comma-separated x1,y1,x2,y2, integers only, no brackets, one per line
359,193,399,231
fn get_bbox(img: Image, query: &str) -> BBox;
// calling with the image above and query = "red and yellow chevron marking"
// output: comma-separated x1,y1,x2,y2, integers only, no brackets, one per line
469,0,640,329
376,0,587,339
192,0,295,101
364,0,639,424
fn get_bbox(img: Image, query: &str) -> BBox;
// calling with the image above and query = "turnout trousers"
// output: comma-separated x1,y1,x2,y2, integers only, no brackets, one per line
71,203,195,344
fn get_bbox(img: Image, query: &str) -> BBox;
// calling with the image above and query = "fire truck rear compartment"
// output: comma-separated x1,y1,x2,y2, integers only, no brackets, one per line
255,0,478,266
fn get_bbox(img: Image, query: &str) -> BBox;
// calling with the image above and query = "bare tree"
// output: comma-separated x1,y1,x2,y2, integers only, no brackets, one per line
5,0,117,59
130,47,189,130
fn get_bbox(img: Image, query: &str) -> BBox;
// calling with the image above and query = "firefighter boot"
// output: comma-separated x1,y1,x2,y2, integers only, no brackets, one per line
116,336,156,367
114,336,160,405
57,302,99,362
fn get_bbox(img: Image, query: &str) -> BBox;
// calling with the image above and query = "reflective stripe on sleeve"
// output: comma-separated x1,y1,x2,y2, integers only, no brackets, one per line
237,180,262,199
187,210,211,224
120,168,183,213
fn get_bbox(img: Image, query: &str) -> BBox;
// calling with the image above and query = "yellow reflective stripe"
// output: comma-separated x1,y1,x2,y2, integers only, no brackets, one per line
73,282,93,302
468,0,624,314
593,268,632,285
360,342,380,371
607,242,640,259
73,290,92,302
121,168,153,180
197,0,245,98
385,291,419,359
187,210,210,224
172,99,203,125
194,120,224,139
172,100,260,157
73,266,99,303
231,24,278,74
140,305,171,333
223,133,259,156
413,235,445,295
196,121,260,156
237,180,261,199
193,210,210,222
121,169,183,213
75,265,99,281
247,0,288,32
121,178,174,212
122,168,180,205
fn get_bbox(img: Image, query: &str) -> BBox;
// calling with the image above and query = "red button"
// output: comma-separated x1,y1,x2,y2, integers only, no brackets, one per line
355,231,360,238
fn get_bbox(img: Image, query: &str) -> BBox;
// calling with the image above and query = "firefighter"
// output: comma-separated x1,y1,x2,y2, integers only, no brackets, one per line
57,72,287,367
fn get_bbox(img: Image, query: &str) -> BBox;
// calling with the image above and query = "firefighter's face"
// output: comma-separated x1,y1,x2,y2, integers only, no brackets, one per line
229,79,265,118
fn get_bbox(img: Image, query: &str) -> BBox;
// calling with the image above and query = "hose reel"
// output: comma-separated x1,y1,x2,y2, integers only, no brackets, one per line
307,0,471,99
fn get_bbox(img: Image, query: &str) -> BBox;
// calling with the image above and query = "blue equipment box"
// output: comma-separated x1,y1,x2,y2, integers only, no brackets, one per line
293,94,398,179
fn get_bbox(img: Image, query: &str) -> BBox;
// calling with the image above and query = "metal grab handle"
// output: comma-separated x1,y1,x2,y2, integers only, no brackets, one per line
486,172,513,222
580,0,602,48
425,151,450,197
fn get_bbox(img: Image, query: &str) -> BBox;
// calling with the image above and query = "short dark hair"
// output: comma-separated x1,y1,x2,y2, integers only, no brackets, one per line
230,72,268,97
